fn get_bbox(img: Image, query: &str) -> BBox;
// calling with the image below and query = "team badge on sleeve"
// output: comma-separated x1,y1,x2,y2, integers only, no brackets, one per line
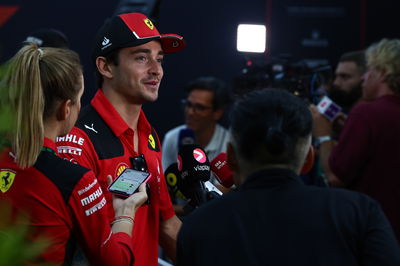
0,169,16,193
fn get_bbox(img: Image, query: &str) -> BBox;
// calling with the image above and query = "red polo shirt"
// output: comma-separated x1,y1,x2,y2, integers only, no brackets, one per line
56,90,175,266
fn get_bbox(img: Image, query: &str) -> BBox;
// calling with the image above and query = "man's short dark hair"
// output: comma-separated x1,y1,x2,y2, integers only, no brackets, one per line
230,88,312,166
339,50,366,74
184,76,232,110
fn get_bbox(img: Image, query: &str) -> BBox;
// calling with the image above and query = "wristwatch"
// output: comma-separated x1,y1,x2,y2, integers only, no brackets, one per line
315,135,332,146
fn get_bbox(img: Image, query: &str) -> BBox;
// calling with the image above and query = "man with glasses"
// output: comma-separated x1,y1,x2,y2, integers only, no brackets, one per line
162,76,232,185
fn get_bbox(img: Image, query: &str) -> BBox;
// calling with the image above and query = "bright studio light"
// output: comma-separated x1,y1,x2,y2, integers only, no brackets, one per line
236,24,266,53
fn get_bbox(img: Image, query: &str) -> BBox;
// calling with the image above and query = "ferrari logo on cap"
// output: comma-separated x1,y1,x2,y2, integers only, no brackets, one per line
0,169,16,193
144,18,154,30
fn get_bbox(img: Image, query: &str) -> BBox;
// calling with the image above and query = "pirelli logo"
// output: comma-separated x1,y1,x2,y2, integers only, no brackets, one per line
57,146,82,156
85,198,106,216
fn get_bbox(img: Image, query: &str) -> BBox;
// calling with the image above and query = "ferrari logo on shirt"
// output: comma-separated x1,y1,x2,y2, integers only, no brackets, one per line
148,134,156,149
148,130,160,152
144,19,154,30
0,169,16,193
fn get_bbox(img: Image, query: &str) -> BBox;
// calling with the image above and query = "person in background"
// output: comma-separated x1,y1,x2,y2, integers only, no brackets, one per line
314,38,400,242
330,50,366,113
162,76,232,183
0,44,147,265
55,12,185,265
312,50,367,187
24,28,69,48
177,88,400,266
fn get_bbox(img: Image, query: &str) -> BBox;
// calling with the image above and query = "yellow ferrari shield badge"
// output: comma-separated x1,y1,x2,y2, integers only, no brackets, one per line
148,134,156,150
0,169,16,193
144,18,154,30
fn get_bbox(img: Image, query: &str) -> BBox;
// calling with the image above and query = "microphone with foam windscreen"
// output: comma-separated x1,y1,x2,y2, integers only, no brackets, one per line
164,163,187,201
177,128,196,152
210,152,234,188
177,144,210,207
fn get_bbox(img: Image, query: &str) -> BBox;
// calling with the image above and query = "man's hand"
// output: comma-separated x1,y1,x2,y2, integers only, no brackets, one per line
309,104,333,137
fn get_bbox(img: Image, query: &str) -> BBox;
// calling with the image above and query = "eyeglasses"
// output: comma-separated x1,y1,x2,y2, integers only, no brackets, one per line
130,154,148,172
181,99,213,113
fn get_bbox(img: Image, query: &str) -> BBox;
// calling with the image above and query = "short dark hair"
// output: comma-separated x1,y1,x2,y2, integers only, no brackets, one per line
184,76,232,110
230,89,312,166
339,50,366,74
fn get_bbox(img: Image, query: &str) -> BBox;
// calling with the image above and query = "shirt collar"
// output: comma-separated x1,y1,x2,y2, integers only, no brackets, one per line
43,137,58,155
90,89,152,137
240,168,303,190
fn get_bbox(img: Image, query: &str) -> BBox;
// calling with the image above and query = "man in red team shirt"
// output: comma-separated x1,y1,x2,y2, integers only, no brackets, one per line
56,12,185,265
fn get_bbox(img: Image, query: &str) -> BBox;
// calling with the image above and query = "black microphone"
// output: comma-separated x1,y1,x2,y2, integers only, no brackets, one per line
177,128,196,152
164,163,186,201
177,144,210,207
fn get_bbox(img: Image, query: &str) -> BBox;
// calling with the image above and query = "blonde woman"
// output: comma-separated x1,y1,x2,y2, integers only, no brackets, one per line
0,44,147,265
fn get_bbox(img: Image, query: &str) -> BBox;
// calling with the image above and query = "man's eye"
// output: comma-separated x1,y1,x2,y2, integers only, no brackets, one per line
136,56,147,62
157,57,164,64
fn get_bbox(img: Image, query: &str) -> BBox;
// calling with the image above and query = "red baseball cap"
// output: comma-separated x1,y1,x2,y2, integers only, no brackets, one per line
92,12,185,61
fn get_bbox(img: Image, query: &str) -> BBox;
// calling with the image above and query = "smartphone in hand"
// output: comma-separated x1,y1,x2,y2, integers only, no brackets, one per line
108,168,150,198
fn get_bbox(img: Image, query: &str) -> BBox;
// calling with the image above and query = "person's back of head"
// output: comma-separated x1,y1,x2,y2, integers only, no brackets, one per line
229,88,312,178
24,28,69,48
1,44,82,168
184,76,232,110
366,38,400,94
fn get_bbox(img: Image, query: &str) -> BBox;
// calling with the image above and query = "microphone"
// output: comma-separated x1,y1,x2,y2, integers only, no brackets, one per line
164,163,186,200
317,96,342,121
177,144,211,206
210,153,234,188
177,128,196,151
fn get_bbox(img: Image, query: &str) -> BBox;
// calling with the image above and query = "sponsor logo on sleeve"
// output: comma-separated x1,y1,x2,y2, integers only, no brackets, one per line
0,169,16,193
85,197,106,216
81,187,103,206
77,179,98,195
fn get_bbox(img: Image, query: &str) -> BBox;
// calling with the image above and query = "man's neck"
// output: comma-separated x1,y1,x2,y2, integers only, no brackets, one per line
102,86,142,129
376,84,395,98
194,123,216,148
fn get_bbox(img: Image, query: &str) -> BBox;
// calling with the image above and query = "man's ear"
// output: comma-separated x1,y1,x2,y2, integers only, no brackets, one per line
56,99,72,121
96,56,113,79
300,146,315,174
212,108,224,121
226,142,239,173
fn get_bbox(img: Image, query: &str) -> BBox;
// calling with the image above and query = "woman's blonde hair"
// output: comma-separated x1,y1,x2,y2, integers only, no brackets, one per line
2,44,82,168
